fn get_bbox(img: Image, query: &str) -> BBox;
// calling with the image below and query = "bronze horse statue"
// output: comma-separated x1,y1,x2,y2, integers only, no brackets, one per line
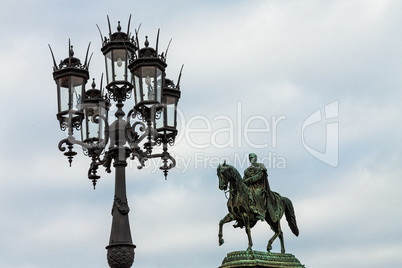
217,162,299,252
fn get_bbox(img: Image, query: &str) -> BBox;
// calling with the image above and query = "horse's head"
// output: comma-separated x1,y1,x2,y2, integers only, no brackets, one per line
217,161,231,191
217,161,244,192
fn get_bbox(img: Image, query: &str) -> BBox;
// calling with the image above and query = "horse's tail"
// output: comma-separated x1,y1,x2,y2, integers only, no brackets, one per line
283,197,299,236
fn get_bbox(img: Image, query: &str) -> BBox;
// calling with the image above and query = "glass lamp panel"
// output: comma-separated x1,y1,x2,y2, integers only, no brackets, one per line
83,106,99,141
113,49,128,82
71,76,84,111
82,102,108,143
156,68,162,103
133,69,142,105
126,51,133,83
166,96,177,128
155,108,164,129
89,107,100,140
81,109,90,141
141,66,156,102
105,51,113,85
58,77,70,113
98,106,107,141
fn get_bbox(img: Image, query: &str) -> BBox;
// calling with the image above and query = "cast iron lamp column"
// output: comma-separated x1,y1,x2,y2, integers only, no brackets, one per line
49,16,182,268
105,102,136,267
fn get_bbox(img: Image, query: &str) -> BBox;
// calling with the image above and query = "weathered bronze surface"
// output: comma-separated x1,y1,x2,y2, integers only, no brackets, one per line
217,154,299,253
220,250,305,268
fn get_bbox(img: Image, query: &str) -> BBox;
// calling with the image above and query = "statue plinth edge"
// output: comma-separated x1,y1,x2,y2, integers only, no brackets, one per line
219,250,305,268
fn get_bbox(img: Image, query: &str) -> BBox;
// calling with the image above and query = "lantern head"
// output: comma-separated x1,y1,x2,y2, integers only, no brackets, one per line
50,41,90,131
81,79,110,156
156,78,181,140
101,17,137,101
129,36,167,117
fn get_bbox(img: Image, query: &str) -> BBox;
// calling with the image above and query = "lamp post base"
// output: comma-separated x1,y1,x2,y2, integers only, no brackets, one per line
106,243,136,268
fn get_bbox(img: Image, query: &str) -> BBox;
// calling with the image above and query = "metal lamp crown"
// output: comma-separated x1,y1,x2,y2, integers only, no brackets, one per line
49,16,183,185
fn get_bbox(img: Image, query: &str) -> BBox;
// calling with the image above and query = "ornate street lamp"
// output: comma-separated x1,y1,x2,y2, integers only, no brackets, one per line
156,75,182,139
130,33,165,113
100,16,136,101
80,78,111,187
81,79,110,148
49,16,182,268
155,74,182,178
49,40,91,165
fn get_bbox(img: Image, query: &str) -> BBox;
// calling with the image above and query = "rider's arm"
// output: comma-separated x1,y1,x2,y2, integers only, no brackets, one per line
244,172,263,185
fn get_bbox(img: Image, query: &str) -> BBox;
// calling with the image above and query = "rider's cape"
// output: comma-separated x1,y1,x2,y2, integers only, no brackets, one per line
244,163,282,223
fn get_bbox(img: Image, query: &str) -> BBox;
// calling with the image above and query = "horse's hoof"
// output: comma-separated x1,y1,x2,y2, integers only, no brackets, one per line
246,247,252,252
267,244,272,251
219,238,224,246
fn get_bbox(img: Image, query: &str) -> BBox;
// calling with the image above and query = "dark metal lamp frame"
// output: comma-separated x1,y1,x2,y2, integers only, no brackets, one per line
49,16,182,268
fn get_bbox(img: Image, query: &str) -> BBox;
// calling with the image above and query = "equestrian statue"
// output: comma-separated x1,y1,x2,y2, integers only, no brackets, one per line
217,153,299,253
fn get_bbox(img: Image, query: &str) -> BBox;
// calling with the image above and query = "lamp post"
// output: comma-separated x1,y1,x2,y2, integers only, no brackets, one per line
49,16,182,268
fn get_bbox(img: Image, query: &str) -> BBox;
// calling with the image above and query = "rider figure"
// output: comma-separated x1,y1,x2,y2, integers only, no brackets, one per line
244,153,281,223
243,153,269,221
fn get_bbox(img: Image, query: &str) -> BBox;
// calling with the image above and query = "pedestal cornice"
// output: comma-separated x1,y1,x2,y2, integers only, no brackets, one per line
220,251,305,268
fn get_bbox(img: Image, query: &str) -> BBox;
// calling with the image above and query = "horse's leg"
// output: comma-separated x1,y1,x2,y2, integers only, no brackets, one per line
273,219,286,253
267,221,279,252
219,213,233,246
243,214,253,251
279,228,285,253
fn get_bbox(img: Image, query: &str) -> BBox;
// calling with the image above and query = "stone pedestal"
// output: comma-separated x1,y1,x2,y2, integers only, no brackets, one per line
219,251,305,268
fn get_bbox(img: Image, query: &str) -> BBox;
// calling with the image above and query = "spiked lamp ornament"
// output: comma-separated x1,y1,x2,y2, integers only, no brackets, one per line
80,78,111,187
130,34,166,114
156,75,182,139
49,41,91,165
100,17,137,101
49,16,182,268
81,78,110,149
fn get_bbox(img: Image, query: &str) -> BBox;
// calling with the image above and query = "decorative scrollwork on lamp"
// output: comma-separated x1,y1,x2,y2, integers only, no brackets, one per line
50,17,182,185
49,15,183,268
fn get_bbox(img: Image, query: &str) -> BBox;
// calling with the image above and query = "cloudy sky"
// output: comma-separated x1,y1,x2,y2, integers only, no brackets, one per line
1,0,402,267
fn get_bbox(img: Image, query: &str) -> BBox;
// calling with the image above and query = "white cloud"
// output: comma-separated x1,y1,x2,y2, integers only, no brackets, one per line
1,0,402,267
